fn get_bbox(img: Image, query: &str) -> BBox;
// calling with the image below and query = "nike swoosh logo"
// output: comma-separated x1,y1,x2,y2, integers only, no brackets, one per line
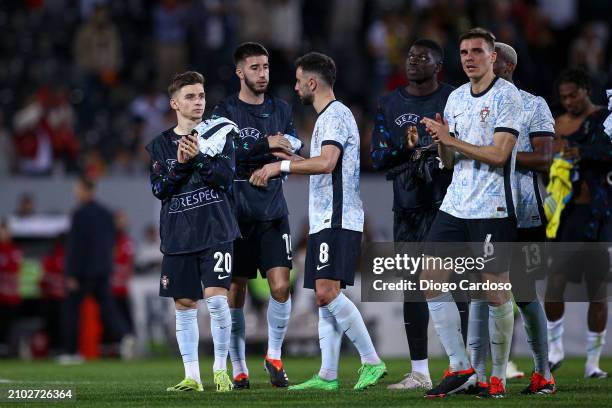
316,264,330,271
218,274,230,279
525,266,541,274
482,257,497,263
453,112,464,118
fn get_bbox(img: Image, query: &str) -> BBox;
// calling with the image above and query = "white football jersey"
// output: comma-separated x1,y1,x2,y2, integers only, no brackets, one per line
309,101,364,234
513,90,555,228
441,77,523,219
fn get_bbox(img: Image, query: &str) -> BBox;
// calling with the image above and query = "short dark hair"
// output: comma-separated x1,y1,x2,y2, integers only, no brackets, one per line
78,175,96,192
233,42,269,65
411,39,444,63
294,52,336,87
459,27,496,51
167,71,205,97
556,67,591,93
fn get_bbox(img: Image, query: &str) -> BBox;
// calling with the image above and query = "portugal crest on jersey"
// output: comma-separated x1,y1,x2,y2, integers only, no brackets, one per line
161,275,169,289
480,106,490,125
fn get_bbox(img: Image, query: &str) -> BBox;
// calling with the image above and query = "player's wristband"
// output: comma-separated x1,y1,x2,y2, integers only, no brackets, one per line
280,160,291,173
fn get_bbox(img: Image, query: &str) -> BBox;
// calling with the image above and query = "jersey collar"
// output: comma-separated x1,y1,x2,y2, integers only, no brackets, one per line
470,76,499,98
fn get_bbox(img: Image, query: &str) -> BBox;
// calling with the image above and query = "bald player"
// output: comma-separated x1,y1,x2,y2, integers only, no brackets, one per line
491,42,556,394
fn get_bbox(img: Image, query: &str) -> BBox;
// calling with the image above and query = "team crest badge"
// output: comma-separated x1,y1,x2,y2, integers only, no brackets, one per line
480,107,490,124
161,275,169,289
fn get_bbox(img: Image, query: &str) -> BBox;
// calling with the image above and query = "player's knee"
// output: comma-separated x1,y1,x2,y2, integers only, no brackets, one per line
269,281,290,303
315,287,339,307
175,298,197,309
486,291,510,306
228,281,247,308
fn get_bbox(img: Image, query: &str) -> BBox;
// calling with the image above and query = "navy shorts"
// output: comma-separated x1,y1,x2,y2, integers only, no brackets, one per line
424,210,517,274
160,242,233,299
233,216,292,279
510,226,547,301
304,228,362,289
551,204,612,283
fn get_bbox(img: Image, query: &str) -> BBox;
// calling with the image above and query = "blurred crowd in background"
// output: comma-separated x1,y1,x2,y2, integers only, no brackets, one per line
0,0,611,177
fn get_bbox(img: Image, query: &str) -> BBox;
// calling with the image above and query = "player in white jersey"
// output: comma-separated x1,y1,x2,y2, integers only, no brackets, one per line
419,28,523,398
492,42,556,395
250,52,386,391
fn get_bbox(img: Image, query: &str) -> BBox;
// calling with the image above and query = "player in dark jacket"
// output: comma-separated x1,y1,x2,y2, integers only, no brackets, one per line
211,42,301,389
146,71,240,393
371,39,468,390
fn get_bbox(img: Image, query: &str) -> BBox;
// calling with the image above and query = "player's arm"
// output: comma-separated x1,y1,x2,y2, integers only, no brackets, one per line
249,144,340,187
283,107,303,154
145,141,194,200
517,98,555,172
441,128,516,167
436,106,457,169
516,136,554,173
424,90,522,167
370,104,412,170
437,138,456,169
191,132,236,190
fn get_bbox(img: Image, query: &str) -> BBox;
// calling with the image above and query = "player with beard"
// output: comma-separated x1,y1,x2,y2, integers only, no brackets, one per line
251,51,386,392
211,42,302,389
371,39,469,391
544,68,611,379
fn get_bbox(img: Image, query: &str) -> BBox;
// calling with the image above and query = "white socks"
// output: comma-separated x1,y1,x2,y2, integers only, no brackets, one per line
325,293,381,365
206,296,231,372
229,308,248,377
267,297,292,360
489,301,514,383
175,308,201,383
547,316,564,365
411,358,430,378
318,306,342,381
586,329,607,376
468,299,489,382
427,292,470,372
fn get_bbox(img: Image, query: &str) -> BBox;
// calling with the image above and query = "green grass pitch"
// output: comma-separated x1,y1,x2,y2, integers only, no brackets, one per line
0,357,611,407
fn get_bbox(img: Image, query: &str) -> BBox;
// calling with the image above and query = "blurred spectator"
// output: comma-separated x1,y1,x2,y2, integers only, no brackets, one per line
129,87,168,145
59,177,133,363
73,3,122,87
40,234,66,355
153,0,191,90
15,193,36,217
12,93,54,175
0,220,23,357
103,210,135,354
73,3,122,136
0,112,14,176
12,87,80,175
112,116,149,175
236,0,270,44
135,224,163,275
82,149,107,180
110,210,134,332
570,22,609,100
570,22,608,75
45,87,80,172
1,1,612,174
